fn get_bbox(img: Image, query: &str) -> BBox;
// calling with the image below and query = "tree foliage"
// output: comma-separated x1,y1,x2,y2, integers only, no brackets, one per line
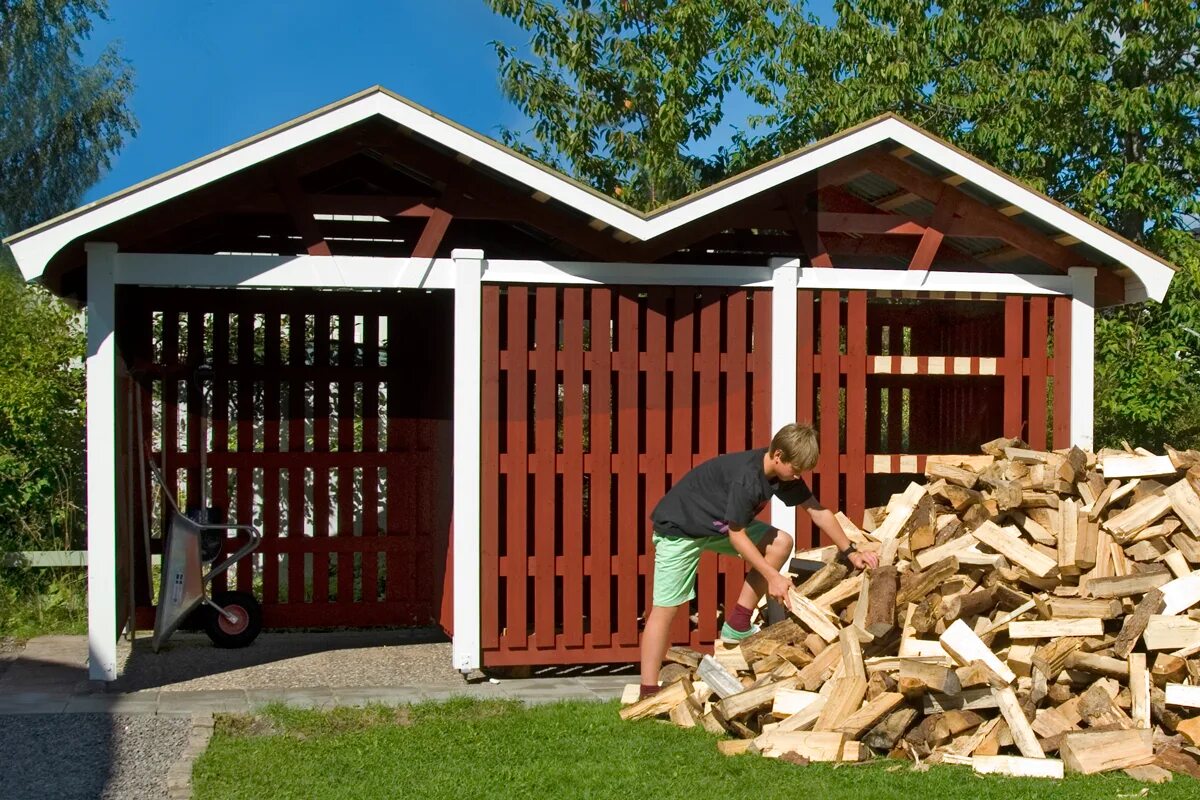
0,270,85,549
0,0,136,235
0,0,135,550
490,0,1200,448
486,0,793,210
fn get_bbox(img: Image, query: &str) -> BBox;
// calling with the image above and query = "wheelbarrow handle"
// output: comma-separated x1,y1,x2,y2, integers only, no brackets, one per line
197,523,263,587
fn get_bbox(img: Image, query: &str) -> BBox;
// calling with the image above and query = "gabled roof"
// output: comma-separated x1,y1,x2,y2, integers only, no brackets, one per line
4,85,1176,302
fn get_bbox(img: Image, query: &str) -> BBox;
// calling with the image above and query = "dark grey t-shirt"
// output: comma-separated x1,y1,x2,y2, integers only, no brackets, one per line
650,447,813,539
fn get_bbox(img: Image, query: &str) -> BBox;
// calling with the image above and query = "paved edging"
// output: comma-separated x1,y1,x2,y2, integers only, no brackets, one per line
166,712,214,800
0,677,630,716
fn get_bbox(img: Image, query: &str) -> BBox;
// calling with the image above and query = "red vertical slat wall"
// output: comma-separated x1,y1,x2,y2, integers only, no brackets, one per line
124,287,453,631
481,285,769,665
795,291,1064,543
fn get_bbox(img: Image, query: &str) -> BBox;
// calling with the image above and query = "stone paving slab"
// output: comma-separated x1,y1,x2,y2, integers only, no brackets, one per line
1,634,635,716
331,686,426,707
247,687,337,710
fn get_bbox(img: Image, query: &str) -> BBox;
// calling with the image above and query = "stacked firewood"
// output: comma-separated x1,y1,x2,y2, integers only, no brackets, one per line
620,439,1200,782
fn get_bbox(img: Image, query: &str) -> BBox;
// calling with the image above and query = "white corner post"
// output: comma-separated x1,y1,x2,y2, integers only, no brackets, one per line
1069,267,1097,451
451,248,485,672
769,258,799,530
85,242,120,680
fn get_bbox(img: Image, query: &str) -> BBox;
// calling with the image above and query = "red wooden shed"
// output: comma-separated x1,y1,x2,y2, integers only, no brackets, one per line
3,87,1177,679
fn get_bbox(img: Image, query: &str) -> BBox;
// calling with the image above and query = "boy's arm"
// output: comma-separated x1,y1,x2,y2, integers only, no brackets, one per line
800,497,880,570
728,527,793,604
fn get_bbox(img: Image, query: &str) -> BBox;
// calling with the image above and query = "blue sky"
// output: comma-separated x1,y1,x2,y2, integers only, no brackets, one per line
83,0,836,204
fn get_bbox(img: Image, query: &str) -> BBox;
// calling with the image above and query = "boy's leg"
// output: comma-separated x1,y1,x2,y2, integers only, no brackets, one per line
703,522,793,634
641,533,702,694
639,602,686,691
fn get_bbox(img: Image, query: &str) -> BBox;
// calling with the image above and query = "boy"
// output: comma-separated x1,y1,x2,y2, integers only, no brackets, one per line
639,422,879,698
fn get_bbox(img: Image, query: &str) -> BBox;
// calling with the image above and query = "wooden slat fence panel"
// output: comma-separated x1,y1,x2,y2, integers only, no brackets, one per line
482,285,769,665
122,286,453,630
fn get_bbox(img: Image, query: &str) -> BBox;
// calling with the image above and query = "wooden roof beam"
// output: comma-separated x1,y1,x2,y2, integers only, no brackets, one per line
851,153,1083,272
271,164,332,257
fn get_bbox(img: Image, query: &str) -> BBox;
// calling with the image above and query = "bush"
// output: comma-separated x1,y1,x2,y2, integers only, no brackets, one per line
0,266,85,552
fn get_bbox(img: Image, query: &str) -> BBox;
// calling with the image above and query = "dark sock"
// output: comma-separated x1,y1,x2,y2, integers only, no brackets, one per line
640,683,660,699
727,603,753,632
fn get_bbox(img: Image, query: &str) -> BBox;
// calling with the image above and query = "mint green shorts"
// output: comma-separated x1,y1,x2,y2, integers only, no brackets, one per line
651,520,776,608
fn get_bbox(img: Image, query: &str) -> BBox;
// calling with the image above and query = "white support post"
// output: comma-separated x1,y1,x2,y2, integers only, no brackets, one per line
770,258,799,530
85,243,119,681
451,249,485,672
1069,267,1097,451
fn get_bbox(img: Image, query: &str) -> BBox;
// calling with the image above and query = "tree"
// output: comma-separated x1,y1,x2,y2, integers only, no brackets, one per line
486,0,793,210
0,0,136,549
1,0,136,239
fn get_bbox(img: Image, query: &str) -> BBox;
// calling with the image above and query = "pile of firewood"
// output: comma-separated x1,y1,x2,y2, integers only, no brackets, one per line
620,439,1200,782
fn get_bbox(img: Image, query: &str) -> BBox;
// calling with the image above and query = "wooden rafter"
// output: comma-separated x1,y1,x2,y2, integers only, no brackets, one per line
368,140,622,260
271,164,332,256
908,187,960,271
782,187,832,268
851,153,1084,272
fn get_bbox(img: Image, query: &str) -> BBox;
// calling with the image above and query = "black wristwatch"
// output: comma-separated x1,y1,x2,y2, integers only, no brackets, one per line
836,544,856,565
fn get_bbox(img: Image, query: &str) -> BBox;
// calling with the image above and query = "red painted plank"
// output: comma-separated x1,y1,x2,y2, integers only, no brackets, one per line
696,289,721,641
752,290,772,447
533,287,558,648
642,289,668,638
311,312,331,605
186,311,204,515
817,291,841,546
561,287,585,648
1027,297,1049,450
795,290,815,547
209,312,230,596
505,287,529,649
481,286,502,648
235,312,254,595
1003,295,1025,439
336,313,355,602
385,310,404,606
668,287,694,645
616,290,640,646
722,291,749,614
262,312,281,605
360,312,379,604
287,311,306,604
1053,296,1072,449
588,288,613,648
844,291,868,525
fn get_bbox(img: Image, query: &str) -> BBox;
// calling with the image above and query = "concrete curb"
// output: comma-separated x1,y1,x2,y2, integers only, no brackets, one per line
165,712,214,800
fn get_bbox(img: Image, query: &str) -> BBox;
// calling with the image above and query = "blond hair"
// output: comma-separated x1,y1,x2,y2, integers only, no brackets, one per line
771,423,820,471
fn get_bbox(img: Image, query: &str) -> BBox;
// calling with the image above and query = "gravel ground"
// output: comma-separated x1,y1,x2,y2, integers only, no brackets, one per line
111,629,463,692
0,713,190,800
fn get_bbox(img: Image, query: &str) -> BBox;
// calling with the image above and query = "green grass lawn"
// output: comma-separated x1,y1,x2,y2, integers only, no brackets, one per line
194,698,1196,800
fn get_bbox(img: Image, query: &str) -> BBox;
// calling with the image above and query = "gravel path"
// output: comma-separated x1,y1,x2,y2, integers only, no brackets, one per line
0,713,190,800
111,629,462,692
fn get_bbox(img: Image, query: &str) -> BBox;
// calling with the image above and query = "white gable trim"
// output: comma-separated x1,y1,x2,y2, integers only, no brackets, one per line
6,89,1175,302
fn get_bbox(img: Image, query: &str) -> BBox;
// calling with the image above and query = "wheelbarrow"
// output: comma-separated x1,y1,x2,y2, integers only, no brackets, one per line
146,363,264,651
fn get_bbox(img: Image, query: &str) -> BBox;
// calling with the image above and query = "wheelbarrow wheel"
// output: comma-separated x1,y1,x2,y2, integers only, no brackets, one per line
204,591,262,648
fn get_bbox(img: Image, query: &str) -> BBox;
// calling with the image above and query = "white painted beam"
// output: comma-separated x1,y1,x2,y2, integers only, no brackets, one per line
85,242,119,681
451,249,485,672
1069,267,1097,451
770,259,799,532
115,253,455,289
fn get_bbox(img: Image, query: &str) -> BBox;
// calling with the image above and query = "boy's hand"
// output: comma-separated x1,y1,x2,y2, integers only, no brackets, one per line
849,550,879,570
767,571,793,606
